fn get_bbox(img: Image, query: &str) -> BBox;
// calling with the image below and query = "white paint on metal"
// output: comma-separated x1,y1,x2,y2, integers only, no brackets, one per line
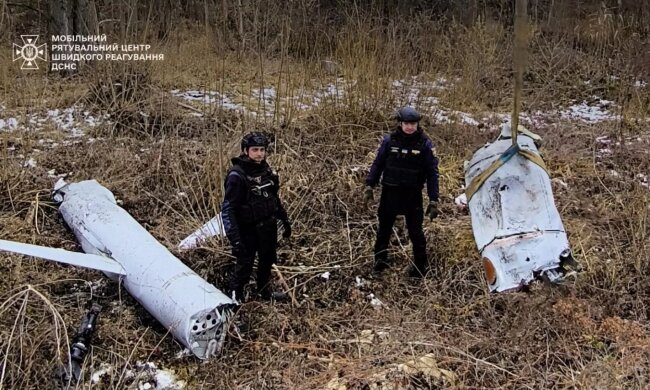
465,124,572,292
178,215,226,250
0,239,126,276
51,180,236,359
0,180,236,359
52,180,236,358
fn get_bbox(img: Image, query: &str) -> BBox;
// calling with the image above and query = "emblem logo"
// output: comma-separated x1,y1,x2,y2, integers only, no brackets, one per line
13,35,47,70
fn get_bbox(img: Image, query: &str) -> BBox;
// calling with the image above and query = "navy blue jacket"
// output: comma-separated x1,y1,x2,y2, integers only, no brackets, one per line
366,128,439,201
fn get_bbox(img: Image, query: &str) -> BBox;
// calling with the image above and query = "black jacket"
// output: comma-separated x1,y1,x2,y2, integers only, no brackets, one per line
366,127,439,201
221,156,289,245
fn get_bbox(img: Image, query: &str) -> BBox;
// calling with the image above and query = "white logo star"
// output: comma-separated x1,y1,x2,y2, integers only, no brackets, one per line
13,35,47,70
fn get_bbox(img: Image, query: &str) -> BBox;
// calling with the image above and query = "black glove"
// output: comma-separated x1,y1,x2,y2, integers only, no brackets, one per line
425,200,439,221
364,186,374,206
282,220,292,239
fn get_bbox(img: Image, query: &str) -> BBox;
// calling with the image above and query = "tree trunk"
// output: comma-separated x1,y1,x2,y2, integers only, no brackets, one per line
49,0,70,38
49,0,74,75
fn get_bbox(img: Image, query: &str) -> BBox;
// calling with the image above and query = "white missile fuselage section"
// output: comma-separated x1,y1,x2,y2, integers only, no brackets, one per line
464,124,577,292
0,180,235,359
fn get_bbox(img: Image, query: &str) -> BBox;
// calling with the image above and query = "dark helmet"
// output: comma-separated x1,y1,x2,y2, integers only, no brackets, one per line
241,132,270,152
396,106,422,122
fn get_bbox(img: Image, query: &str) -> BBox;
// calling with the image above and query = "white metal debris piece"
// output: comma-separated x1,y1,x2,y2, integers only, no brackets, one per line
55,180,235,359
454,193,468,211
178,215,226,250
178,212,289,250
464,124,578,292
0,180,236,359
0,239,126,275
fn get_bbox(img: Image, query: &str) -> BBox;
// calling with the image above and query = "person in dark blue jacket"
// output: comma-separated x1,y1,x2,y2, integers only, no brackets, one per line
365,107,440,278
222,132,291,302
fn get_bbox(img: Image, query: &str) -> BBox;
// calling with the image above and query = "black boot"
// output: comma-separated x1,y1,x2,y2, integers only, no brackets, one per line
408,265,427,279
258,287,289,302
409,242,428,279
372,249,391,274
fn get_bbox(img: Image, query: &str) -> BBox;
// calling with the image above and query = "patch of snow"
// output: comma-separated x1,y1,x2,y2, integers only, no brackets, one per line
560,99,619,123
155,369,186,389
0,117,18,130
458,112,479,126
454,193,467,209
91,363,113,384
172,90,218,104
634,80,647,88
23,157,37,168
596,136,611,144
253,87,277,103
355,276,366,288
171,89,246,112
367,293,384,308
125,362,186,390
320,271,330,280
552,178,569,188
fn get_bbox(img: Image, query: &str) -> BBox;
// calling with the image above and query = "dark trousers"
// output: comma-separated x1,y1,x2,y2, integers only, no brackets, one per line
228,218,278,300
373,186,428,272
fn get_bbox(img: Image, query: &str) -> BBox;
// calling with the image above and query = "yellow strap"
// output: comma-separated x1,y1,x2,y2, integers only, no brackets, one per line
518,148,547,171
517,125,542,147
466,144,548,202
465,154,507,201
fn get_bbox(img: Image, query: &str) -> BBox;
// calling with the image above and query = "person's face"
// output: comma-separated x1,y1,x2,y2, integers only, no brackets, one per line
246,146,266,162
400,121,418,134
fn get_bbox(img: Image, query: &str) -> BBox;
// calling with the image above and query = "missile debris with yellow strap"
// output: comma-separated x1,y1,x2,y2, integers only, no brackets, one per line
465,125,547,202
463,0,580,293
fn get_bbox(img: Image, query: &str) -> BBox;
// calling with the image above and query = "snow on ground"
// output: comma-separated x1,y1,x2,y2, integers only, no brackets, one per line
7,78,631,132
170,89,245,111
0,117,18,130
166,76,642,127
91,361,185,389
1,104,108,138
2,78,647,176
22,157,37,168
1,104,113,177
560,98,620,123
595,134,650,191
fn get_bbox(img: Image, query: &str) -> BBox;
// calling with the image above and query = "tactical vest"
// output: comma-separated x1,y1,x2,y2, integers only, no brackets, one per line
381,132,427,187
228,165,279,225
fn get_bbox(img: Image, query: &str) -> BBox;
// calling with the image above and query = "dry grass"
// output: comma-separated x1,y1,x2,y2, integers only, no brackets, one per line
1,5,650,389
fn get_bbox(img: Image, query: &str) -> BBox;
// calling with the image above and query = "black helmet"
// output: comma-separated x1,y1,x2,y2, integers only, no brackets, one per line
396,106,422,122
241,132,270,152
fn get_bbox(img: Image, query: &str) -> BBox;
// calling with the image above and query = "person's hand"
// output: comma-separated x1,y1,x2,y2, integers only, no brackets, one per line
282,220,292,239
364,186,374,206
425,200,439,221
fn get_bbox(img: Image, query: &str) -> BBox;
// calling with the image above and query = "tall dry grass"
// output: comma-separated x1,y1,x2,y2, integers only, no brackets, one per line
1,1,649,388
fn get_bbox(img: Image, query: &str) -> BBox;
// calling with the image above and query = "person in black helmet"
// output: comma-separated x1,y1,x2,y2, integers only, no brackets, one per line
365,107,440,278
222,132,292,302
